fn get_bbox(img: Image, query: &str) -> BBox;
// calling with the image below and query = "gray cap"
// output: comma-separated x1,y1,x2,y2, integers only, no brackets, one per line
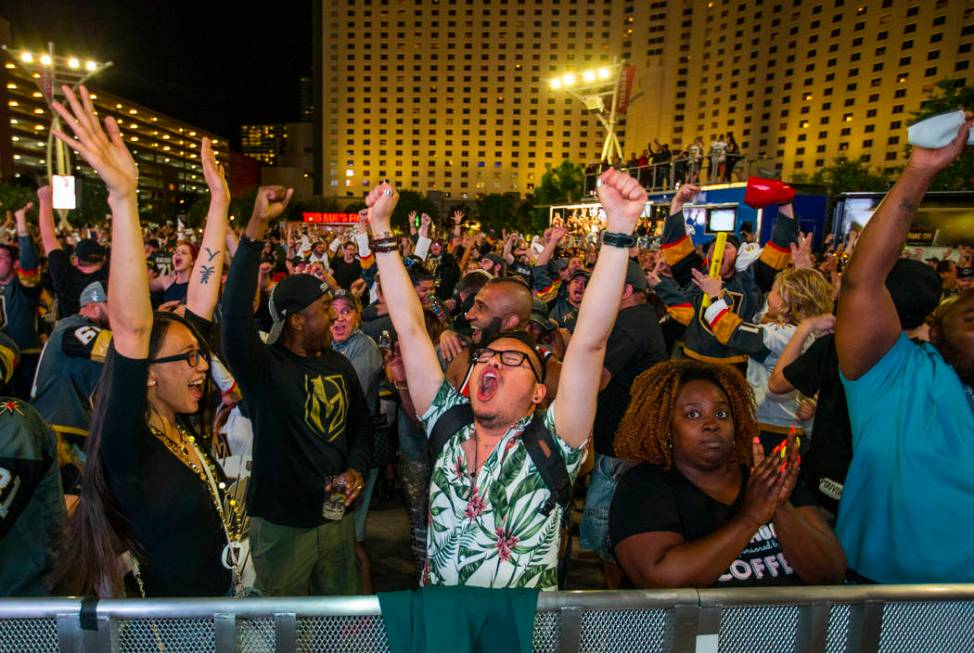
80,281,107,307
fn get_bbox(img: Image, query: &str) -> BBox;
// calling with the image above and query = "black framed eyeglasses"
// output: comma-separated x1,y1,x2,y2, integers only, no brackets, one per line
149,349,209,367
472,347,543,383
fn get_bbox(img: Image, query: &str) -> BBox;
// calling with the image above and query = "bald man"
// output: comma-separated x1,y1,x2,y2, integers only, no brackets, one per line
442,277,562,401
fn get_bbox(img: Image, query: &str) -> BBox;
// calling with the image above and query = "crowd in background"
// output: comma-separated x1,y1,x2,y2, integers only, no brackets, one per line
0,85,972,600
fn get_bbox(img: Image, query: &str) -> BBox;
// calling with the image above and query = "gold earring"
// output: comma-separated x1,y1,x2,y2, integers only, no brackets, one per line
147,379,157,387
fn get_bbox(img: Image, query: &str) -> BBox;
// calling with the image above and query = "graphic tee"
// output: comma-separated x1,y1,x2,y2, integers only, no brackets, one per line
610,462,817,587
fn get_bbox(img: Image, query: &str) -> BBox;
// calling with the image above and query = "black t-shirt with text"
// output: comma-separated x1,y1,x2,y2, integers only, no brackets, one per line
609,462,818,587
593,303,668,457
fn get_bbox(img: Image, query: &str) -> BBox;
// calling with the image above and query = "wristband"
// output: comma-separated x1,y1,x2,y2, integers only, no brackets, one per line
372,230,394,241
374,242,400,253
601,231,637,248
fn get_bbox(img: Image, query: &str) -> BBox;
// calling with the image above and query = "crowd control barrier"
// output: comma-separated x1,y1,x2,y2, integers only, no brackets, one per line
1,584,972,652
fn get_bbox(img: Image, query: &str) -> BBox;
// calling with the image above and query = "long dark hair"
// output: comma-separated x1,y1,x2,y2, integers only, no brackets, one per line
49,312,207,596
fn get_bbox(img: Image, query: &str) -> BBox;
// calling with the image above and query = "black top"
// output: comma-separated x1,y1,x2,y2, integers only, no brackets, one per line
781,335,851,515
609,463,817,588
223,237,372,527
161,280,189,306
330,255,362,290
593,303,668,457
101,353,231,597
48,249,109,319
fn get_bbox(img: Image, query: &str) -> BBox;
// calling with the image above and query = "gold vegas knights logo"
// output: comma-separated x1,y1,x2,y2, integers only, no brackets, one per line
304,374,348,441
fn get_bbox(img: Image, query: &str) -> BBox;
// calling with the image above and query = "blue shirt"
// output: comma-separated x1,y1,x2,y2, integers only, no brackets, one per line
838,334,974,583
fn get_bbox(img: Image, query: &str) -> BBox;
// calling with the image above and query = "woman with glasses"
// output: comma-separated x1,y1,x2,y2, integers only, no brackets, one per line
49,86,238,597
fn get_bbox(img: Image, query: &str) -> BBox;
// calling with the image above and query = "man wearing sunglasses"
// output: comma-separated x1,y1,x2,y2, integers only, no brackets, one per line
365,169,646,589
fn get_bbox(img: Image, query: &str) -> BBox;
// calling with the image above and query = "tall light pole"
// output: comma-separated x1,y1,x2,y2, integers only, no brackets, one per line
3,43,112,227
549,61,632,163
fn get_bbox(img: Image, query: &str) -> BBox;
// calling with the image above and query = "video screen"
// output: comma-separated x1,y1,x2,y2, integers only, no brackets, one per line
708,208,737,232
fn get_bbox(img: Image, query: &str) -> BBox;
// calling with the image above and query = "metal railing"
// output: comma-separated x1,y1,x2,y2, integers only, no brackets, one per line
583,156,752,195
1,585,973,652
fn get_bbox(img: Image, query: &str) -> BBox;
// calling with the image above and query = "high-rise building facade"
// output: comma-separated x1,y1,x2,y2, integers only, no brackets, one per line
317,0,624,198
621,0,974,179
240,123,286,165
317,0,974,197
2,61,229,218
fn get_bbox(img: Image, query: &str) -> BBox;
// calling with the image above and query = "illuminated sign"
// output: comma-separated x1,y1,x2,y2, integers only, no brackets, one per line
302,212,360,224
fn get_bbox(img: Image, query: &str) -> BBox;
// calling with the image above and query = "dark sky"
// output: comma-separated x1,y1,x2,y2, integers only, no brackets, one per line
0,0,312,147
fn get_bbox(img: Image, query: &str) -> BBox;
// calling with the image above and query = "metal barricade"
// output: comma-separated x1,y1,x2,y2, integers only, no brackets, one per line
2,585,973,652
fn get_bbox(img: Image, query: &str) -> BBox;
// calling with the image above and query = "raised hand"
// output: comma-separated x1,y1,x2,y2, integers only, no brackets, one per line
201,137,229,204
51,85,137,198
549,224,567,242
451,210,464,225
13,201,33,224
676,183,701,204
691,267,723,300
597,168,647,234
251,186,293,223
790,231,814,269
365,182,399,234
801,313,836,337
909,111,973,175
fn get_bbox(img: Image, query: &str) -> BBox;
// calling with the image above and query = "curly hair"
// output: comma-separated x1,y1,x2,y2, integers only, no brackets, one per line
614,360,757,469
772,267,835,325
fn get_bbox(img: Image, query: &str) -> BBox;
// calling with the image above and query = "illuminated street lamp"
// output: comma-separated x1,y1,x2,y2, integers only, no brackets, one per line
2,42,113,227
548,61,628,163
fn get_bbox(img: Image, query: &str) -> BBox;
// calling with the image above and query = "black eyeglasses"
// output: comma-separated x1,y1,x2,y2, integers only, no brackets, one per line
149,349,209,367
472,347,543,383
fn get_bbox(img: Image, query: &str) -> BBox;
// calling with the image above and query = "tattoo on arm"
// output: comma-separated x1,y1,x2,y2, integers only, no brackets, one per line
898,199,919,215
200,265,215,285
204,247,220,262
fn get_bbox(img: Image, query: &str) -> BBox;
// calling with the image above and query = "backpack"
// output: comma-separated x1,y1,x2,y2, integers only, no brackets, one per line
427,403,572,517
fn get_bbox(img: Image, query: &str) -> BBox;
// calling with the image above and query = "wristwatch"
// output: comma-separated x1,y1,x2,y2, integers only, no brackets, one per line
601,231,637,248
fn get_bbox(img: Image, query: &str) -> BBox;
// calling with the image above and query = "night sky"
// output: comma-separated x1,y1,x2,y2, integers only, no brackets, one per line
0,0,312,147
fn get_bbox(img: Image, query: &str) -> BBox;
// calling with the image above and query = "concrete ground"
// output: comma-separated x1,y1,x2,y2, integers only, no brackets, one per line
364,489,606,593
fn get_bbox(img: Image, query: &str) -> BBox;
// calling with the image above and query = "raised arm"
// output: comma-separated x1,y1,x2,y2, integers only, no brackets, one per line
12,201,37,273
554,169,645,448
366,183,443,415
35,185,62,255
185,138,229,320
837,118,971,379
52,85,147,358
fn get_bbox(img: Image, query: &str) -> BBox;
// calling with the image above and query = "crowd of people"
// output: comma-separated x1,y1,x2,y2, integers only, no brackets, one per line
585,134,744,193
0,84,972,600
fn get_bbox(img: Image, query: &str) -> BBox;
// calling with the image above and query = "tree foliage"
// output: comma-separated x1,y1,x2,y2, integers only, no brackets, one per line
475,193,518,232
808,156,892,196
391,189,439,230
906,79,974,191
530,159,585,231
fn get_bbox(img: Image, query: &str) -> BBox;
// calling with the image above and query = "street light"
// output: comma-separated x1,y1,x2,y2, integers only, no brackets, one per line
3,42,113,227
548,61,630,164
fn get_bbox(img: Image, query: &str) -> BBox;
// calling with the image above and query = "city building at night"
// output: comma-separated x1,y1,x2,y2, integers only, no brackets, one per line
1,57,229,220
316,0,974,197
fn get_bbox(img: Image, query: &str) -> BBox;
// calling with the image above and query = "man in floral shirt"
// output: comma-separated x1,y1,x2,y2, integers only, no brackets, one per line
365,168,647,589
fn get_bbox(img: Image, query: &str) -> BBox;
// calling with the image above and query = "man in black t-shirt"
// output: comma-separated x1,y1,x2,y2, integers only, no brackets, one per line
223,186,371,597
580,260,668,564
330,241,362,290
38,185,108,318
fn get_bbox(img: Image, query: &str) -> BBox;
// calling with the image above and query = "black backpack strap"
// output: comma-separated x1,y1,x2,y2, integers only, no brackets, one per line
521,412,573,517
428,403,475,458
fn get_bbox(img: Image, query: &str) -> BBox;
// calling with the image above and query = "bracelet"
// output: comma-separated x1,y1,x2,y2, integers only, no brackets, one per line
373,236,398,246
374,243,400,253
372,230,394,241
601,231,637,248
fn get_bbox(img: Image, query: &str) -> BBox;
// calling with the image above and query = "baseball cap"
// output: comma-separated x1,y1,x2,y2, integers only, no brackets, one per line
549,258,569,275
625,259,649,293
510,262,532,281
885,258,942,330
266,274,334,344
331,288,361,313
958,267,974,280
570,268,591,282
528,299,558,332
75,239,106,264
484,253,504,267
80,281,107,307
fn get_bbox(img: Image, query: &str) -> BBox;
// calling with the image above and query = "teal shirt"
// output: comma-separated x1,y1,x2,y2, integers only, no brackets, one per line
838,334,974,583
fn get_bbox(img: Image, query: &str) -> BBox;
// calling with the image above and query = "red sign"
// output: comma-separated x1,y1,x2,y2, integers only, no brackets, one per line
617,65,636,115
302,212,360,224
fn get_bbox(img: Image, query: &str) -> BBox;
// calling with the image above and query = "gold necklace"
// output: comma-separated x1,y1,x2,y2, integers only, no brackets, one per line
150,423,243,541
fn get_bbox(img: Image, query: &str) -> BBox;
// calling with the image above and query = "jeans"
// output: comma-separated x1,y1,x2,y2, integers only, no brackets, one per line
398,411,430,583
579,453,631,561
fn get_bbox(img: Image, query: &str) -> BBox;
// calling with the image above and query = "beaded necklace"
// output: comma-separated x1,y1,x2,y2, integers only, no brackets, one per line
149,423,244,542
